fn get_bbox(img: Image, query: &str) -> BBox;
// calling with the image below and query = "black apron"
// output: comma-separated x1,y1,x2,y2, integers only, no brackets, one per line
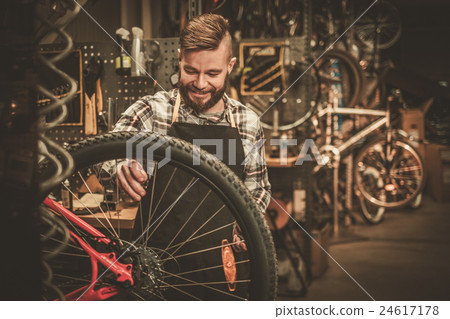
132,93,247,300
168,92,245,179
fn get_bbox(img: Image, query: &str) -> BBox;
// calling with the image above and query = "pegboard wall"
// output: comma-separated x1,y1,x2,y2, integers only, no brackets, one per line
40,38,179,144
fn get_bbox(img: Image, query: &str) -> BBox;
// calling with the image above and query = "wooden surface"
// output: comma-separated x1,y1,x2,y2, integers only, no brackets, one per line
78,206,138,230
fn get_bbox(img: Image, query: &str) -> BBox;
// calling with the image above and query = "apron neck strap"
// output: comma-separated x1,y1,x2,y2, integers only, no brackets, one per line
171,91,236,128
171,92,181,125
228,108,236,128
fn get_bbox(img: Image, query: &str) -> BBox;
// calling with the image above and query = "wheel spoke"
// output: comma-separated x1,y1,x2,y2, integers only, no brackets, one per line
162,240,245,262
61,183,115,238
95,168,117,235
165,204,226,258
158,279,201,300
159,269,248,300
52,273,90,283
164,190,212,251
160,280,251,289
392,165,422,174
115,160,121,238
162,259,250,279
77,171,121,243
131,291,145,300
43,235,85,252
390,174,421,181
145,177,197,244
94,159,121,238
166,221,235,252
132,290,166,301
149,167,177,219
142,167,178,245
41,250,89,258
144,162,158,242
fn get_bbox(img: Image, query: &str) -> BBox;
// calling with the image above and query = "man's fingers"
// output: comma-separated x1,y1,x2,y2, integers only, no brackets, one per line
117,165,143,201
235,243,247,253
122,164,147,197
232,234,247,252
130,161,147,183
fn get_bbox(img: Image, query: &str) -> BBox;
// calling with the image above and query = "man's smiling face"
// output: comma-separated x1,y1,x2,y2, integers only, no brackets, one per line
178,37,236,113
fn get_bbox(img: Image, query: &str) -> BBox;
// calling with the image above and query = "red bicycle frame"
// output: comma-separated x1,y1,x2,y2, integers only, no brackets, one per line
43,197,134,301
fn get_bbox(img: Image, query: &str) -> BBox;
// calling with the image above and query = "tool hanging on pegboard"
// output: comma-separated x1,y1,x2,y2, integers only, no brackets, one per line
83,57,103,135
40,38,180,143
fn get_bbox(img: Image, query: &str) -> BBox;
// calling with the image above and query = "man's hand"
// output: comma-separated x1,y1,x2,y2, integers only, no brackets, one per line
117,160,148,201
232,224,247,252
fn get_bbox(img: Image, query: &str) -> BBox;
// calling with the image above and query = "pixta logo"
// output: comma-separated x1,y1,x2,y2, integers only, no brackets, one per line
125,132,172,175
192,138,324,166
126,133,324,171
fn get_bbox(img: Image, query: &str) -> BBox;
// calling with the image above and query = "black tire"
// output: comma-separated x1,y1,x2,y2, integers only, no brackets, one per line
316,49,364,108
39,132,277,300
354,135,425,208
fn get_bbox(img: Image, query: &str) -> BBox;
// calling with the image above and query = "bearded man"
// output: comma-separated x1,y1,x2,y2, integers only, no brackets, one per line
115,13,271,214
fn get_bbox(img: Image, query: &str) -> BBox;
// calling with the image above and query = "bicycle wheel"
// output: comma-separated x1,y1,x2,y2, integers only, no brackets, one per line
354,1,402,50
357,194,386,224
354,135,425,208
39,132,277,300
316,49,364,108
240,60,321,131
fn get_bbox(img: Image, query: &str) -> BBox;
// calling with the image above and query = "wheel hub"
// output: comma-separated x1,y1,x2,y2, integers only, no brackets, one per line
128,245,164,299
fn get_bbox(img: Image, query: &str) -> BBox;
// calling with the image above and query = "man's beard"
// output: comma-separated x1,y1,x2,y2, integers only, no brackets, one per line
178,72,228,113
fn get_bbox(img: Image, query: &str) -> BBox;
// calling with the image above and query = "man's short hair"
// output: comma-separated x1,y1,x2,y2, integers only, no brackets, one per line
180,13,232,60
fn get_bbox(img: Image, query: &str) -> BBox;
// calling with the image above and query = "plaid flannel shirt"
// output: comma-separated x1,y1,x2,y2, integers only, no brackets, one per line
114,88,271,213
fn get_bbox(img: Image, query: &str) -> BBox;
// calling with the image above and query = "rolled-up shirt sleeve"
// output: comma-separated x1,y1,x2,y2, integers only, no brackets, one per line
113,99,153,132
242,120,272,214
